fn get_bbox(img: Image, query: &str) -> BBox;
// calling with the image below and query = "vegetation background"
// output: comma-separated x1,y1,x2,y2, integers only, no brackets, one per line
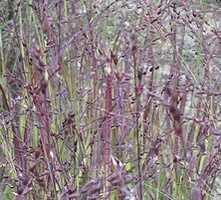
1,0,221,199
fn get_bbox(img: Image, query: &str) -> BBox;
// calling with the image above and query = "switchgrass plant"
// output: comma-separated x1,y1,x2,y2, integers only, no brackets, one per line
1,0,221,199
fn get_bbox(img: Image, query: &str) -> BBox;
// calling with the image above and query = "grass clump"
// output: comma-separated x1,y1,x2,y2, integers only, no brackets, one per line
1,0,221,199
